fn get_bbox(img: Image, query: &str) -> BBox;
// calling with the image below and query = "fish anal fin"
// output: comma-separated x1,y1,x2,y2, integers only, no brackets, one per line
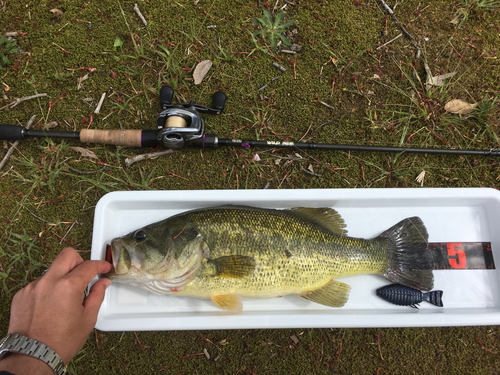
300,280,351,307
207,255,256,278
211,294,243,312
288,208,347,235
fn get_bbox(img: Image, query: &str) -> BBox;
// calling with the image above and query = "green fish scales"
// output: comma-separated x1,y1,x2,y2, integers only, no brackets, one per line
107,205,434,311
179,207,388,298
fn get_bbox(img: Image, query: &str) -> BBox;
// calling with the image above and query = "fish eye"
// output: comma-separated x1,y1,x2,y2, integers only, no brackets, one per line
135,230,147,242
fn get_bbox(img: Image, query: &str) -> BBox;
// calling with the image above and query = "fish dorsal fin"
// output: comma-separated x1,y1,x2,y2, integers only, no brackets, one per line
288,208,347,236
211,294,243,312
206,255,256,278
300,280,351,307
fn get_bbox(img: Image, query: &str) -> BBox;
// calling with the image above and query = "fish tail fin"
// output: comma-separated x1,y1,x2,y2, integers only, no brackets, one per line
377,217,434,290
423,290,444,307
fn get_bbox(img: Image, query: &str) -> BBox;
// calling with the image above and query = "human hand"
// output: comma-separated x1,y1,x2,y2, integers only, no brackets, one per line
3,247,112,366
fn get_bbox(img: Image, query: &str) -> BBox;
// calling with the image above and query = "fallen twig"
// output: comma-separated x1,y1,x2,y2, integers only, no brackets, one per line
0,115,36,171
272,62,286,72
94,92,106,114
52,42,71,54
376,333,384,360
301,166,322,177
125,149,175,168
376,33,403,50
111,352,128,369
67,165,111,174
179,352,205,360
476,338,497,354
378,0,393,14
0,93,47,110
52,232,76,247
319,101,335,111
59,221,78,244
133,3,148,26
378,0,421,58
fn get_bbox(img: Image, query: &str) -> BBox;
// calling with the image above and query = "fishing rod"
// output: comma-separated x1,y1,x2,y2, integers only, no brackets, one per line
1,86,499,157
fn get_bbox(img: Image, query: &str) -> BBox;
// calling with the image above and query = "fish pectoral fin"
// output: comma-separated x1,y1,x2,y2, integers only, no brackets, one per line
211,294,243,312
206,255,256,278
300,280,351,308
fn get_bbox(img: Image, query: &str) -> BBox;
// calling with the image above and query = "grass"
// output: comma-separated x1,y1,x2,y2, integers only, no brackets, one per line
0,230,50,293
0,34,19,69
452,0,500,27
0,0,500,373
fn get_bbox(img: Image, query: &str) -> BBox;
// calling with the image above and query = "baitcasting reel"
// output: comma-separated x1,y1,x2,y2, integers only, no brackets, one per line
156,86,226,150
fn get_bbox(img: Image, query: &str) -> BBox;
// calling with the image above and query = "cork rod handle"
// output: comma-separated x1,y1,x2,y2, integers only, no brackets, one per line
80,129,143,147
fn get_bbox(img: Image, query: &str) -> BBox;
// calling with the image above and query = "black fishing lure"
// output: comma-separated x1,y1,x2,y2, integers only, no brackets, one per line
376,284,443,309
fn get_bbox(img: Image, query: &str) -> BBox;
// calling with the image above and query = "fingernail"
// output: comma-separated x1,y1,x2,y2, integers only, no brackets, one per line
104,278,112,289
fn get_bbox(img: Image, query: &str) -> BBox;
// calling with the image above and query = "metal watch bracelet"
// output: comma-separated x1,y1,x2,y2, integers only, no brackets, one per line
0,333,66,375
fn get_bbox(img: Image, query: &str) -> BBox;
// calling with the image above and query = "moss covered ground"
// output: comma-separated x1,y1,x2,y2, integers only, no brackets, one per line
1,0,500,373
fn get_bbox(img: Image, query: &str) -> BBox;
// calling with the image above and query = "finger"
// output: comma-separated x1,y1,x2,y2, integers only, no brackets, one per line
67,260,113,288
44,248,84,279
83,278,111,325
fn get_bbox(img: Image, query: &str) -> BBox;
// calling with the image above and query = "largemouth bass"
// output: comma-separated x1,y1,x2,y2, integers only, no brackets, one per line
106,205,433,311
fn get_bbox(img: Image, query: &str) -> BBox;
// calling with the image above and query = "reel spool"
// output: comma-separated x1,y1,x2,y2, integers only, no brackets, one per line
156,86,226,149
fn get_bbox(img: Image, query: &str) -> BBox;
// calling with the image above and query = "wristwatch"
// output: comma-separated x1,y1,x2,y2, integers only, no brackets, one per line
0,333,66,375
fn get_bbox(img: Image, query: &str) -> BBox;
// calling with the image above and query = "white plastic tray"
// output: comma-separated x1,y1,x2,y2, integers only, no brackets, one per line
90,188,500,330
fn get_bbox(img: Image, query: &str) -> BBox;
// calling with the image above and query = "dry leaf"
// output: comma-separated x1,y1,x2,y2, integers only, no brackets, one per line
70,146,98,159
77,74,89,90
415,170,426,187
43,121,59,130
193,60,212,85
424,62,457,89
444,99,478,115
430,72,457,86
50,8,64,16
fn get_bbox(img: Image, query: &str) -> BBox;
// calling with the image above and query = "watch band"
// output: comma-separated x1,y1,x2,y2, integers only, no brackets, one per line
0,333,66,375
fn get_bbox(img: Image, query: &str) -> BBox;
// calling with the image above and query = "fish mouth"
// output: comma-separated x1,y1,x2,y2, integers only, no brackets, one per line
111,239,142,275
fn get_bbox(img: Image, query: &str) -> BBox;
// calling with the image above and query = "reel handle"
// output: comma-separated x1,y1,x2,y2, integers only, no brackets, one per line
0,125,158,147
80,129,158,147
160,86,174,108
212,91,226,113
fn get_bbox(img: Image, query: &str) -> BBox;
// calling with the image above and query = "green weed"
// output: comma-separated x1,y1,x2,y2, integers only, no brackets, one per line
252,10,294,51
0,35,18,69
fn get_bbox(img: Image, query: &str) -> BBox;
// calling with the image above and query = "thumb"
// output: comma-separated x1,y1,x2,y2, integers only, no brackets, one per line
83,278,111,325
